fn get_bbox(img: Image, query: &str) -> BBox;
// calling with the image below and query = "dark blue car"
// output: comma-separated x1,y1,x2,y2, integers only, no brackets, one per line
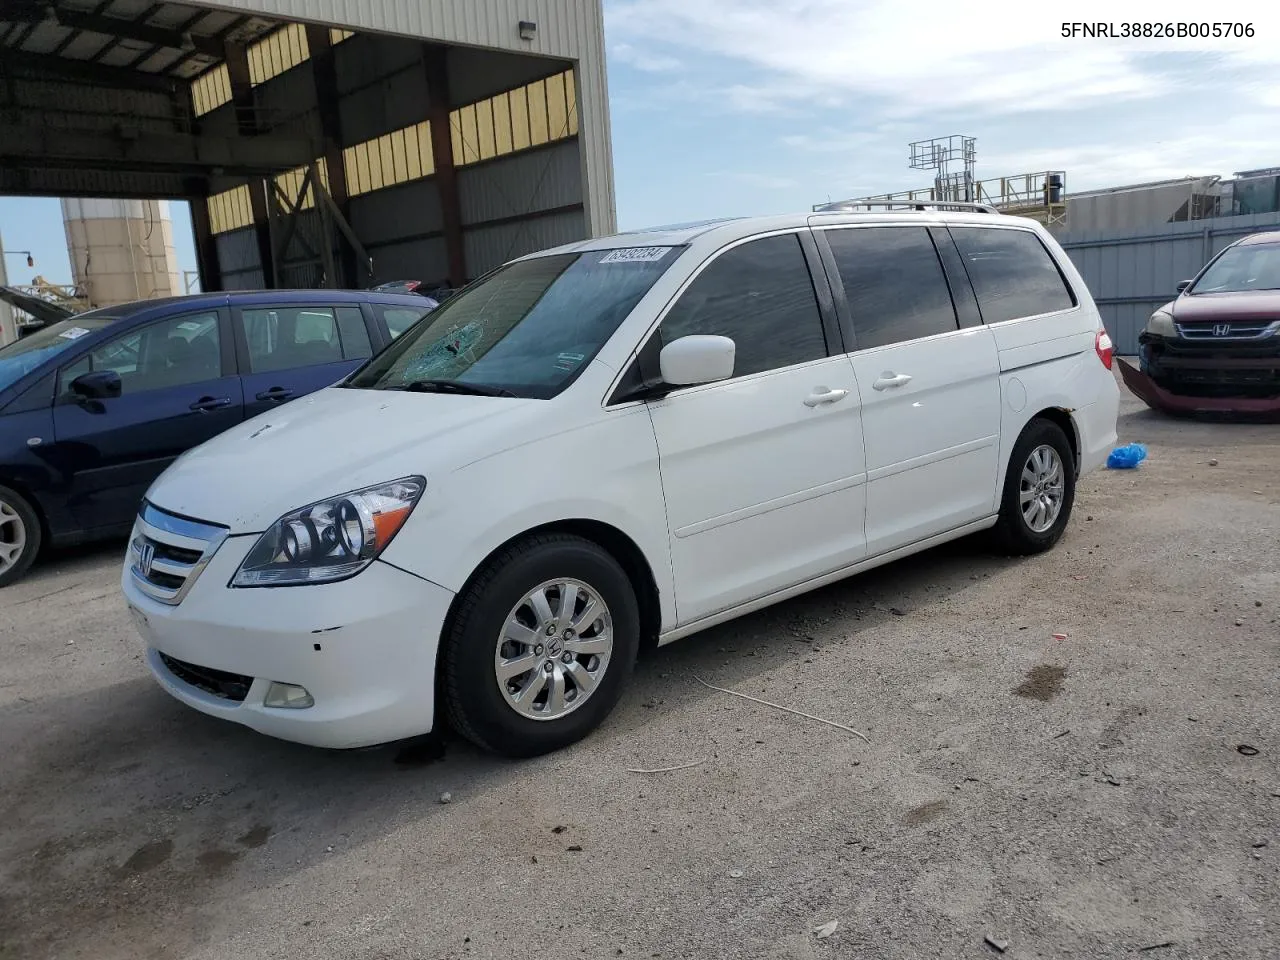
0,289,436,586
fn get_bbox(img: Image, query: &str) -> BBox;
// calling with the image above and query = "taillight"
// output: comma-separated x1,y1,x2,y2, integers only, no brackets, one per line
1095,329,1114,370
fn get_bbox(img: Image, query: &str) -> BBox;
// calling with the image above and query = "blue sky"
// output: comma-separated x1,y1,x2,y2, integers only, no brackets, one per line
3,1,1276,287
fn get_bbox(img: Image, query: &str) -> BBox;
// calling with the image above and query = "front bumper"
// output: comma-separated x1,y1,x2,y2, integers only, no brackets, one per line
1138,332,1280,399
122,534,455,749
1119,357,1280,420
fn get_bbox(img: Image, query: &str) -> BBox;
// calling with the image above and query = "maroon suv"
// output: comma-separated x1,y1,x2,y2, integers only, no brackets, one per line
1121,230,1280,417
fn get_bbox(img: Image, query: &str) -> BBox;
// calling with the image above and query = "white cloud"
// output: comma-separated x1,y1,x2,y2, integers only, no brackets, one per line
611,42,681,72
781,130,886,153
606,0,1280,118
714,171,800,190
987,123,1280,192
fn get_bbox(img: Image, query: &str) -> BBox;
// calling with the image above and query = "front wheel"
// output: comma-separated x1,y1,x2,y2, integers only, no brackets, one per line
0,484,42,588
992,420,1076,555
439,533,640,757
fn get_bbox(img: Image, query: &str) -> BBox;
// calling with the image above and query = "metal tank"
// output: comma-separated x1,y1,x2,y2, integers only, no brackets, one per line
60,199,182,309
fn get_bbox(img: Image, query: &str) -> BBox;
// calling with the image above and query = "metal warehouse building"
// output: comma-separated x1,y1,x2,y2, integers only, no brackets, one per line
1,0,616,291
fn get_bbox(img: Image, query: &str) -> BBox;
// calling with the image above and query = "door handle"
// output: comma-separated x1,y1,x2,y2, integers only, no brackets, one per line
190,396,232,412
256,386,296,402
803,387,849,407
872,372,913,391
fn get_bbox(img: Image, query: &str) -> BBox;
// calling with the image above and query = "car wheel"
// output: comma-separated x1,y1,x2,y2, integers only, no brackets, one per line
0,485,42,588
992,419,1076,556
440,533,640,757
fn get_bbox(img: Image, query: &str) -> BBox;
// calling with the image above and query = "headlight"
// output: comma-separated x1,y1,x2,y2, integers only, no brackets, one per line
231,477,425,587
1146,310,1177,337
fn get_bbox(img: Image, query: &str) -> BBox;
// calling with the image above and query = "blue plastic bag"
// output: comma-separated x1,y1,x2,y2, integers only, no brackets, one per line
1106,443,1148,469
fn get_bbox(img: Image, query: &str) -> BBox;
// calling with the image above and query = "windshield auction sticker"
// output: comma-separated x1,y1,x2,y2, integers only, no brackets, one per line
599,247,670,264
58,327,91,340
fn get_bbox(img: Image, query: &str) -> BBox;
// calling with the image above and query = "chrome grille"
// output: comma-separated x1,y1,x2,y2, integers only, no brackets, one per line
1177,320,1280,340
129,502,228,605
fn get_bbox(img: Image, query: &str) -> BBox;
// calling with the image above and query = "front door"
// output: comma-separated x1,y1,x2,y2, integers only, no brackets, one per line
644,232,868,625
234,304,374,419
819,225,1001,556
50,309,244,532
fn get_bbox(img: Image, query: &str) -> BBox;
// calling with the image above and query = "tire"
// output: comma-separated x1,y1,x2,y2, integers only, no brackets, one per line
440,533,640,758
0,484,42,588
991,419,1076,556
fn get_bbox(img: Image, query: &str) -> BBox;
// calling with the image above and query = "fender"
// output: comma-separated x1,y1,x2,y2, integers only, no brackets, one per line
996,354,1093,494
379,405,678,631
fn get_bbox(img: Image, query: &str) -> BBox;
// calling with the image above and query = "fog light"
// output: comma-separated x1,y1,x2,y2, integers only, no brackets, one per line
264,682,314,709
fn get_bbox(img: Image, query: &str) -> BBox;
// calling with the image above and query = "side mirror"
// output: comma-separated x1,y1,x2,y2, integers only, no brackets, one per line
659,335,735,386
1176,280,1192,293
70,370,122,401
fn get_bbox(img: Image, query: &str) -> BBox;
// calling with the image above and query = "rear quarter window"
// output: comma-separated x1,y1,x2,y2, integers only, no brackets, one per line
377,304,434,340
950,227,1076,324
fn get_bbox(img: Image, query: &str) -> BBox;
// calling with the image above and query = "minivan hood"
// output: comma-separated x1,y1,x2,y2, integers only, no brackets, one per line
145,387,541,533
1169,290,1280,323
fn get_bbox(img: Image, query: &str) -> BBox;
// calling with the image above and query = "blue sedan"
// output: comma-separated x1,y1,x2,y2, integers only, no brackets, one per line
0,288,436,586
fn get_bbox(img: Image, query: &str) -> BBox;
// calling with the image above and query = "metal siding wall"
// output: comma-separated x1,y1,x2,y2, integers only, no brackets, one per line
565,0,615,236
338,73,429,146
279,262,324,288
200,0,582,58
214,227,263,289
350,181,443,245
189,0,616,236
1059,213,1280,354
255,63,319,125
196,101,239,137
368,238,450,284
1064,181,1209,234
215,227,261,272
456,141,582,226
464,208,586,276
13,80,174,133
223,269,267,290
448,47,569,107
276,208,328,286
333,34,426,94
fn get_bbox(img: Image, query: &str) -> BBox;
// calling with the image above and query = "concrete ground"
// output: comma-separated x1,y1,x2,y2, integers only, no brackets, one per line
2,382,1278,960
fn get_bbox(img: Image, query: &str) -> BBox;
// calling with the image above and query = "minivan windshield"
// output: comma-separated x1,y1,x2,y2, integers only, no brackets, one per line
0,314,117,394
345,245,685,399
1189,243,1280,294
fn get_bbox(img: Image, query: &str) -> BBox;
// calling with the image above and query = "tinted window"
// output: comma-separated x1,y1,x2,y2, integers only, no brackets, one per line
336,306,372,358
239,306,366,373
59,312,222,395
347,247,681,399
950,227,1076,324
824,227,958,349
659,233,827,378
3,373,55,414
0,314,116,394
378,305,433,340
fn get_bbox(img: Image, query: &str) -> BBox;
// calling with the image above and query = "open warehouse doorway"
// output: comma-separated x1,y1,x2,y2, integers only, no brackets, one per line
0,0,616,298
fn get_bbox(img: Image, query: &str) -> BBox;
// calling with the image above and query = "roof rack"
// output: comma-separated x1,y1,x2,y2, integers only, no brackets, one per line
811,200,999,214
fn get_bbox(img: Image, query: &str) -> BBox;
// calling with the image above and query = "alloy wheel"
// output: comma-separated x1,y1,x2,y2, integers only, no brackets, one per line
1020,444,1066,533
0,499,28,575
494,578,614,721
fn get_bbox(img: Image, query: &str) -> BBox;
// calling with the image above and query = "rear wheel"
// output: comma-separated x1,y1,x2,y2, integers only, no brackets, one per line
0,485,42,588
992,420,1076,555
440,533,640,757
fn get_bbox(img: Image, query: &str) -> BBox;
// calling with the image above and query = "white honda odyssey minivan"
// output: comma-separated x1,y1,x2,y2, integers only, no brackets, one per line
123,207,1120,756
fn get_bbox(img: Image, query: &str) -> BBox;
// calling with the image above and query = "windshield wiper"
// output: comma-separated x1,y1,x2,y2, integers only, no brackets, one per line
398,379,517,398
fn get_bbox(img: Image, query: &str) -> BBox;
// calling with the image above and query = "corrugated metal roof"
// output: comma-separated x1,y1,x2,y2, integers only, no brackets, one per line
0,1,279,80
3,0,614,245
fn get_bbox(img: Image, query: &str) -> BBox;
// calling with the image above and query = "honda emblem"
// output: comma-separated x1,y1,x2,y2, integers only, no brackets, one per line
138,541,156,578
1212,323,1231,337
